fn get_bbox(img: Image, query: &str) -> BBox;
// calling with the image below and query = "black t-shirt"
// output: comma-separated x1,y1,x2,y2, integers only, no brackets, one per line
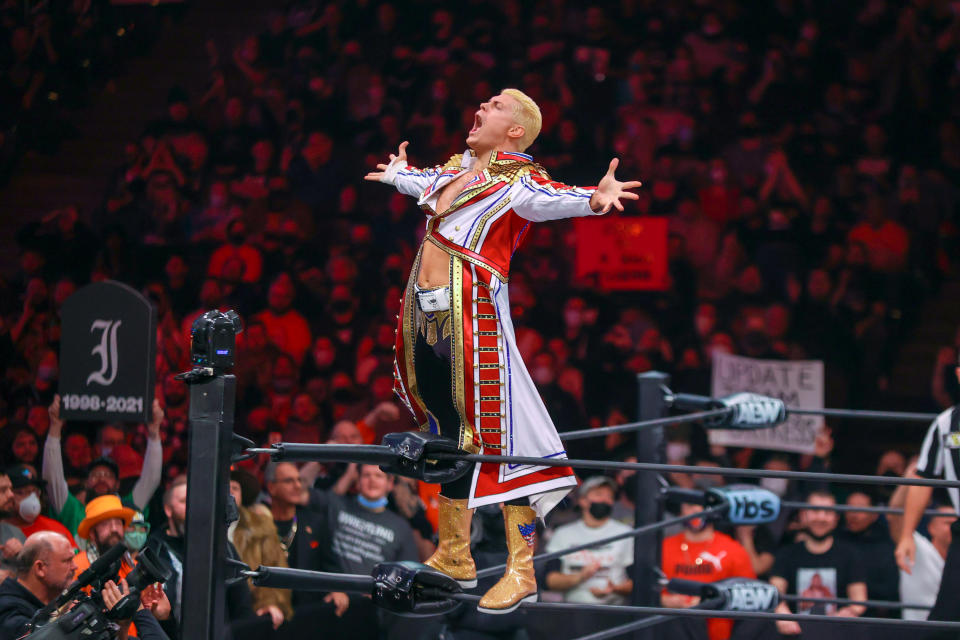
311,491,418,575
771,539,866,614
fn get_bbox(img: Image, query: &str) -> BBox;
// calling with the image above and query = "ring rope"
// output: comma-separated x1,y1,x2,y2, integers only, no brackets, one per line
420,591,960,631
777,593,931,611
559,409,732,441
779,500,947,518
571,597,728,640
430,452,960,489
474,506,727,580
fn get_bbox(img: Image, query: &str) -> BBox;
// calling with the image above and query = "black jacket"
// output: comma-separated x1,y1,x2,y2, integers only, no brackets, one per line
284,503,339,608
0,577,44,640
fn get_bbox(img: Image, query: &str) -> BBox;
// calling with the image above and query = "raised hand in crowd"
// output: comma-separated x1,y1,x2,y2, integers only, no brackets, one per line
48,394,64,438
255,604,284,630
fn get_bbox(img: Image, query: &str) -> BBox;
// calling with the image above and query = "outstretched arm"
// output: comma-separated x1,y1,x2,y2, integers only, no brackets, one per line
512,157,641,222
364,141,441,198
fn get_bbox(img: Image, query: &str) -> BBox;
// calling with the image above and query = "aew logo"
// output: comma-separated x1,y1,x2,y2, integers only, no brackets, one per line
716,580,779,612
87,320,122,386
517,522,536,548
720,393,786,429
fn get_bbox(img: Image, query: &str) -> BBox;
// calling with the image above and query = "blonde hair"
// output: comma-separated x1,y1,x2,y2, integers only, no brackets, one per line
502,88,542,151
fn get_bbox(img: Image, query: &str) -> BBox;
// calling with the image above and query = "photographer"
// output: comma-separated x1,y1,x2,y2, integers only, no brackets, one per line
0,531,76,639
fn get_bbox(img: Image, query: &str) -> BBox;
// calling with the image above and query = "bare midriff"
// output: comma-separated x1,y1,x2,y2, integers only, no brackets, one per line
417,168,482,288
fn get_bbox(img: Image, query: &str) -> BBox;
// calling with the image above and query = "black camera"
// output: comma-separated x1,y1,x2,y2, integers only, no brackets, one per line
24,600,117,640
189,309,243,372
24,542,174,639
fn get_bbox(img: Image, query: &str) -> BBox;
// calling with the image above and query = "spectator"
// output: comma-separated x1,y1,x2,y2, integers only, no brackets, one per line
43,395,163,536
228,469,290,631
0,472,23,569
544,476,634,635
0,532,75,638
152,476,252,639
151,476,187,635
265,462,347,633
3,465,75,548
769,491,867,638
836,491,899,615
310,464,418,640
661,501,756,640
72,494,136,582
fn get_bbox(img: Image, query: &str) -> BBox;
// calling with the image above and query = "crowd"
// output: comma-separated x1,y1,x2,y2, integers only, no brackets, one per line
1,0,960,638
0,0,178,181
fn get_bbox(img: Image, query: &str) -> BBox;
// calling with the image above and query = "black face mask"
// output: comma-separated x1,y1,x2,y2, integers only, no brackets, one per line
588,502,613,520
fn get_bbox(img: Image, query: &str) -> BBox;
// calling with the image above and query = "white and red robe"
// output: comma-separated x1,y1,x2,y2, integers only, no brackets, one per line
389,149,601,518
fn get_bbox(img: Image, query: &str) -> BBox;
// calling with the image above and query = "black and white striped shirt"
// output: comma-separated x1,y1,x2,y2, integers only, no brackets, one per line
916,407,960,514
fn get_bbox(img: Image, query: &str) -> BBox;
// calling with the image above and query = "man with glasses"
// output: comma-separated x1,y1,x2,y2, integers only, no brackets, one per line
43,395,165,537
265,462,347,631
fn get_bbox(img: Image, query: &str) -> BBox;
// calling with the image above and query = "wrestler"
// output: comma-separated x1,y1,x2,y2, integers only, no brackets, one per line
365,89,641,613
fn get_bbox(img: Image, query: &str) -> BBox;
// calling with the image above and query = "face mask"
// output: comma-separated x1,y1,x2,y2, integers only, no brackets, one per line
357,495,388,510
588,502,613,520
760,477,789,497
684,516,709,532
19,492,41,523
100,446,113,458
124,530,148,551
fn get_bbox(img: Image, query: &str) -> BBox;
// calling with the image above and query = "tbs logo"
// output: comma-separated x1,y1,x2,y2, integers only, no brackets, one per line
712,486,780,525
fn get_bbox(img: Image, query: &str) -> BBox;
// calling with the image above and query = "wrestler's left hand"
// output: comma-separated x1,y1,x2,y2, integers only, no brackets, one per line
590,158,642,214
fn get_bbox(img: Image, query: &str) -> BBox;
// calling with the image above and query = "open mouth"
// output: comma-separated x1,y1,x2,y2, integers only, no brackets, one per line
469,112,483,135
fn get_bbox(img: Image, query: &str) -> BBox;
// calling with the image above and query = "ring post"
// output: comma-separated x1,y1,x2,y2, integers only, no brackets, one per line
632,371,668,638
181,374,235,639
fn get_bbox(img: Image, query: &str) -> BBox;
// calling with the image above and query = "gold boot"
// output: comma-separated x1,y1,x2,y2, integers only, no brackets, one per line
424,496,477,588
477,504,538,614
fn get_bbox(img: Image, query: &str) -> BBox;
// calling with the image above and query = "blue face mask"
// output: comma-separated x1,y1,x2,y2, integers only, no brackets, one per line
357,495,388,510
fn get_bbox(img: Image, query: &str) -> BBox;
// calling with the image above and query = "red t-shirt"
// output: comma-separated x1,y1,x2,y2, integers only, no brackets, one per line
661,531,755,640
20,515,78,549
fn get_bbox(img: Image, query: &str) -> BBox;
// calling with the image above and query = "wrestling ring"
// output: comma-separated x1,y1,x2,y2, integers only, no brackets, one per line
181,369,960,639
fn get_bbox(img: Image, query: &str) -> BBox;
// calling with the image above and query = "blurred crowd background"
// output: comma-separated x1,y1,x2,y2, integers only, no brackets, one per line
1,0,960,638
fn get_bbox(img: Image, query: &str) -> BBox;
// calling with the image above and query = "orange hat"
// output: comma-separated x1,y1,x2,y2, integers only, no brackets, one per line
77,494,136,540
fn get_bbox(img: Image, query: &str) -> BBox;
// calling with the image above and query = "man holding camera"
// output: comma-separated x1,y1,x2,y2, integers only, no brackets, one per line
0,531,76,638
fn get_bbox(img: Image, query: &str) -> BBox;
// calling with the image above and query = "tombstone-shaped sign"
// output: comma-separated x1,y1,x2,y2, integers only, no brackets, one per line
59,281,156,423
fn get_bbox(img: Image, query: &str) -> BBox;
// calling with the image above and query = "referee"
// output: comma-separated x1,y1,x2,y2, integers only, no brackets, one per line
895,382,960,638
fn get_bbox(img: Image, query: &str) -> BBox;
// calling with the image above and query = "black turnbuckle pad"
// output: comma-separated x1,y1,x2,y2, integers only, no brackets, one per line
380,432,473,484
371,561,461,615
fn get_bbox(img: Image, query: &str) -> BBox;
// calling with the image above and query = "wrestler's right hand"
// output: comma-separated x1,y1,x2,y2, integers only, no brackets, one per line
364,140,409,184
